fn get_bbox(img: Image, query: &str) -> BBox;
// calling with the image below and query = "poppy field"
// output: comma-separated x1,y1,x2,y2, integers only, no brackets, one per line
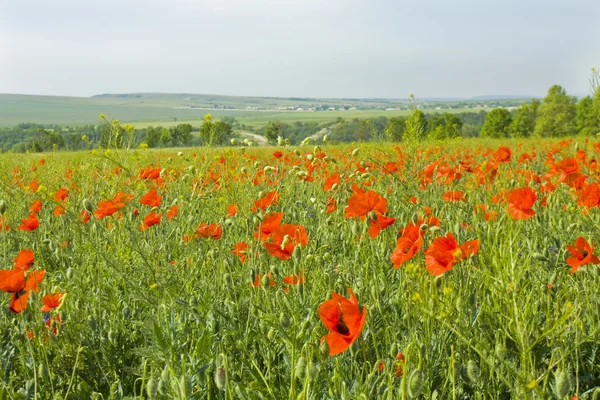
1,138,600,399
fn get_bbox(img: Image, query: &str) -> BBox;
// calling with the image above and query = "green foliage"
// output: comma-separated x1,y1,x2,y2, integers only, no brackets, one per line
534,85,577,137
169,124,194,146
403,109,426,142
144,126,162,148
386,116,406,141
481,108,512,138
510,100,539,138
576,96,600,136
199,114,233,146
265,121,284,144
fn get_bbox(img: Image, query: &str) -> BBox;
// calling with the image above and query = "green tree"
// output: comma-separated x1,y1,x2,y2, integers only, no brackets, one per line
480,108,512,138
575,96,600,135
170,124,193,146
265,121,284,144
386,116,406,141
145,126,162,148
534,85,577,137
160,128,172,146
199,115,233,146
509,100,539,138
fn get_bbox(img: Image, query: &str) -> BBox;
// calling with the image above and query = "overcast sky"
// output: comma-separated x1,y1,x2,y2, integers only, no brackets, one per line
1,0,599,98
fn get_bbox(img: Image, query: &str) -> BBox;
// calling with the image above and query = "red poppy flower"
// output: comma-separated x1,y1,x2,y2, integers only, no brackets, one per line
196,223,223,240
53,205,66,216
54,188,69,202
30,199,43,214
507,187,537,220
137,167,162,180
166,205,179,221
424,233,479,276
29,179,39,192
80,210,91,224
94,199,125,219
140,211,162,231
390,223,423,268
442,191,466,202
0,269,45,313
578,183,600,209
566,237,600,273
493,146,512,163
226,204,238,217
13,250,35,271
283,273,305,285
41,292,65,312
18,213,39,231
324,173,340,192
254,212,284,241
250,272,276,287
326,197,337,214
345,187,395,238
273,151,283,159
140,188,162,208
252,190,280,212
231,242,250,263
318,288,367,356
263,224,308,261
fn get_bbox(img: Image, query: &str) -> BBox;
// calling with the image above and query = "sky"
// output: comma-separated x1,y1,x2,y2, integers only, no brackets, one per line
1,0,599,99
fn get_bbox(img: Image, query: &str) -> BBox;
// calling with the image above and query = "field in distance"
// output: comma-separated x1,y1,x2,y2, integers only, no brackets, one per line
0,92,524,128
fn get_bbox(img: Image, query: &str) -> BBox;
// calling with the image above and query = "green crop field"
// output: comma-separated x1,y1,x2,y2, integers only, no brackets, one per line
0,138,599,399
0,93,503,129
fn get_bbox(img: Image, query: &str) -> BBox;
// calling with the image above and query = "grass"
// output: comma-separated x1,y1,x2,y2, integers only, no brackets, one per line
0,138,599,399
0,93,489,129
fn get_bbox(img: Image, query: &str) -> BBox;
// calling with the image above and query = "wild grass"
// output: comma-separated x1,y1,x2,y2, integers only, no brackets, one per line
0,139,599,399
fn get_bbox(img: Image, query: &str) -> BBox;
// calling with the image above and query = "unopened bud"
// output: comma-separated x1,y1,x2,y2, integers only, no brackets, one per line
214,367,226,391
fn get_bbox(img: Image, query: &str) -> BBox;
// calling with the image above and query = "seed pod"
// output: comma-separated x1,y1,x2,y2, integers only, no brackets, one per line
553,371,571,399
308,362,318,381
466,360,480,383
122,306,131,319
146,378,159,399
279,313,290,329
408,369,426,398
295,357,306,380
494,340,506,361
214,367,226,391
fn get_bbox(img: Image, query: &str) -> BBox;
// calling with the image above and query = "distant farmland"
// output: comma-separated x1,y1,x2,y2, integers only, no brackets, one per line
0,93,519,128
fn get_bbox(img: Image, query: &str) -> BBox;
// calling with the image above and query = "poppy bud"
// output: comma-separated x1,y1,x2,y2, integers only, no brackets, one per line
295,357,306,380
419,224,428,231
408,369,426,397
82,199,93,213
553,371,571,399
352,148,360,157
306,254,314,262
532,253,548,262
161,368,170,383
323,252,333,262
306,154,314,161
323,134,329,143
279,313,290,329
389,343,397,358
466,360,480,383
122,306,132,319
146,378,159,399
261,275,271,287
0,200,6,214
308,362,319,381
254,161,260,169
66,267,74,280
331,183,338,191
292,245,302,262
87,316,97,330
435,276,443,288
214,367,226,391
294,149,302,157
270,265,279,275
268,328,276,340
367,211,377,221
230,138,238,145
495,340,506,361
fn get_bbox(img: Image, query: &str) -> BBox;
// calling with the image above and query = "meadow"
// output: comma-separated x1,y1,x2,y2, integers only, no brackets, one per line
1,138,600,399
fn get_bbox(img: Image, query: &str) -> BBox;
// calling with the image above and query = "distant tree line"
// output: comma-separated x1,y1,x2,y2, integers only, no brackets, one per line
0,114,233,153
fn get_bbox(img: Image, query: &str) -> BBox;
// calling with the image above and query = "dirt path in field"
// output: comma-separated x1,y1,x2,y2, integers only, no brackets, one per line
306,127,329,142
238,131,268,145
